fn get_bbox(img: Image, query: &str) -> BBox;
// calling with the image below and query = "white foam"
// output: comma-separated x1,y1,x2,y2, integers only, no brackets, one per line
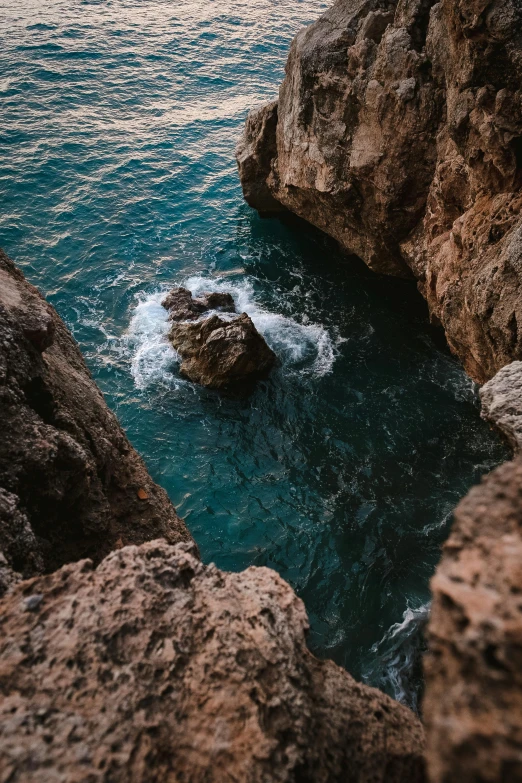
127,292,182,391
126,275,337,390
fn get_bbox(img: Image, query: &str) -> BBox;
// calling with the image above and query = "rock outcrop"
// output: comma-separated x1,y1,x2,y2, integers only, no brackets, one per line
424,453,522,782
0,249,193,590
237,0,522,383
480,360,522,453
163,287,276,389
0,539,426,783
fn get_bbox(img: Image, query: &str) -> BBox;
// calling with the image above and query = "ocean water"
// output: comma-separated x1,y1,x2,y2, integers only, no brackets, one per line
0,0,508,708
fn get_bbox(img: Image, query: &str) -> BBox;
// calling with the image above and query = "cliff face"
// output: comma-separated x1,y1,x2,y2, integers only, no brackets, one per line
0,539,425,783
0,250,426,781
0,249,193,590
237,0,522,383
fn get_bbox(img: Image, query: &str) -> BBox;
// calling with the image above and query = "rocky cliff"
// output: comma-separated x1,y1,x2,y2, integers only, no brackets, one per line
0,249,193,590
0,251,425,781
237,0,522,383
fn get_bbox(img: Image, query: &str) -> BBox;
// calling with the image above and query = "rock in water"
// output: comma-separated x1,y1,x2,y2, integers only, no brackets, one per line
162,287,236,322
0,250,193,589
0,539,426,783
162,287,276,389
170,312,276,389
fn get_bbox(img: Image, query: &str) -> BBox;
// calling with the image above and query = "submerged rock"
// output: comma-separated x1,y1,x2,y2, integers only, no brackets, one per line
163,286,276,389
0,539,426,783
0,249,193,587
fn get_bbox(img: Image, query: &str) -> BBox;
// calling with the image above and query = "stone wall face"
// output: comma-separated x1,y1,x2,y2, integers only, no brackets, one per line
237,0,522,383
0,249,193,589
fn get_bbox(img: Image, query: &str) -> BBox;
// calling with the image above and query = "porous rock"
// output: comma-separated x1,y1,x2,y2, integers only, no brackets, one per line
237,0,522,382
424,455,522,782
0,249,193,587
480,360,522,452
0,539,426,783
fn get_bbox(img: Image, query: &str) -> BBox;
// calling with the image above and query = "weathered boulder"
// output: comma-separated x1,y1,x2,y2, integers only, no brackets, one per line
424,455,522,782
169,312,276,389
162,287,236,322
480,360,522,453
237,0,522,382
0,249,193,589
0,539,426,783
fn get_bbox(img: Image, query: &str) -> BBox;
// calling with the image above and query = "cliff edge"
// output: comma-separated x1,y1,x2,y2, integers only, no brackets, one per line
0,249,193,589
237,0,522,383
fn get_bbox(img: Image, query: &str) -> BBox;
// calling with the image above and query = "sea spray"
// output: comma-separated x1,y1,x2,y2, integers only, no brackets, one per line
127,275,337,390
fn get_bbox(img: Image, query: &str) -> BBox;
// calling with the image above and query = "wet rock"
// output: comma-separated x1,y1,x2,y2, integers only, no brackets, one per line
162,287,236,322
480,361,522,452
0,249,193,582
169,312,276,389
0,539,426,783
237,0,522,382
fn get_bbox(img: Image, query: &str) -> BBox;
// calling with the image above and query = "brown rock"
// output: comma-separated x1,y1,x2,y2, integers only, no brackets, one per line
0,249,193,587
162,287,236,322
169,312,276,389
237,0,522,381
424,456,522,782
0,539,426,783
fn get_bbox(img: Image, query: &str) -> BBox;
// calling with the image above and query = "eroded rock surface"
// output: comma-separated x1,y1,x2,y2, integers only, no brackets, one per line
480,360,522,452
0,250,193,588
163,287,276,389
424,456,522,782
237,0,522,382
0,539,425,783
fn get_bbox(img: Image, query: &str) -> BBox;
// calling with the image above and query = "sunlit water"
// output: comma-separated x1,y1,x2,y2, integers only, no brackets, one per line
0,0,507,709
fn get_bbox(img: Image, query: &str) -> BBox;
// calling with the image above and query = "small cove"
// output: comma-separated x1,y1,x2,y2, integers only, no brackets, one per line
0,0,509,708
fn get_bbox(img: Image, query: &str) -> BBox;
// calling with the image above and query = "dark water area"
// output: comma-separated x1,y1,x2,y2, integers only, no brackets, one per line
0,0,508,709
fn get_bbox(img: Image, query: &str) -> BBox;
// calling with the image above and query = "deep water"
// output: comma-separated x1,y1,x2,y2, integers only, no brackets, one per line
0,0,508,708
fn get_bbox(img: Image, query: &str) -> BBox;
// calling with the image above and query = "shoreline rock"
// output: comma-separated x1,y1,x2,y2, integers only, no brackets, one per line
162,286,276,389
0,250,194,589
237,0,522,384
0,539,425,783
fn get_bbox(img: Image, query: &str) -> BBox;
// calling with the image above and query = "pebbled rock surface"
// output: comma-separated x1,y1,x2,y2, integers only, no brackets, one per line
0,249,193,588
0,539,425,783
424,455,522,782
237,0,522,382
480,360,522,453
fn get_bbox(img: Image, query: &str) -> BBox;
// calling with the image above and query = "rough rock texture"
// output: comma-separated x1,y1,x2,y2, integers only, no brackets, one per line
0,249,192,587
169,312,276,390
480,360,522,452
424,455,522,782
162,287,236,322
237,0,522,382
0,539,425,783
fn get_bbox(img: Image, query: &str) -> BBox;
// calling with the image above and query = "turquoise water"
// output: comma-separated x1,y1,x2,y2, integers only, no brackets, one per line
0,0,507,708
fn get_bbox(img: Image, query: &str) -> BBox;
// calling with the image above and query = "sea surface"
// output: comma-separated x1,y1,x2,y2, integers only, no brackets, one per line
0,0,508,709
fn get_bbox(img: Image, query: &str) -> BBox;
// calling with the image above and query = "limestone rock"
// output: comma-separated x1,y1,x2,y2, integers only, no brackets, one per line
0,249,193,586
169,312,276,389
0,539,426,783
237,0,522,382
480,361,522,452
424,456,522,782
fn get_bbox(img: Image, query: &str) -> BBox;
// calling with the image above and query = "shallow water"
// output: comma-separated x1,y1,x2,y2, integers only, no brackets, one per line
0,0,508,707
